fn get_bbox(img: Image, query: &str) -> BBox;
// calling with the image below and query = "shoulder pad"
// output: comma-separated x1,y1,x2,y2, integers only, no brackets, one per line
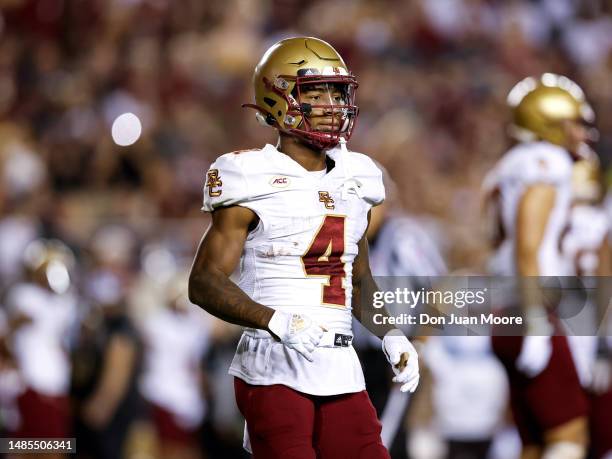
498,142,573,186
347,152,385,206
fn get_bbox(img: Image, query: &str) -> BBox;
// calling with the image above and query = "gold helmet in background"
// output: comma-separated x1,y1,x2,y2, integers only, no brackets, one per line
243,37,359,150
507,73,595,147
23,239,75,294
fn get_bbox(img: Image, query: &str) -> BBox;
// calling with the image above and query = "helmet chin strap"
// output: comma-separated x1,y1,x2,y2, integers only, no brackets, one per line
338,137,363,200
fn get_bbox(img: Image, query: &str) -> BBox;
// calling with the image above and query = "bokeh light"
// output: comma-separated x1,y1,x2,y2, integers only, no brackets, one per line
111,112,142,146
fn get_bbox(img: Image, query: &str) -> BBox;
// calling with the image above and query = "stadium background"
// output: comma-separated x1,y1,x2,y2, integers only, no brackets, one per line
1,0,611,458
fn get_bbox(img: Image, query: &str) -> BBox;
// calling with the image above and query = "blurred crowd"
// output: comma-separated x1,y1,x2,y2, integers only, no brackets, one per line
2,0,612,457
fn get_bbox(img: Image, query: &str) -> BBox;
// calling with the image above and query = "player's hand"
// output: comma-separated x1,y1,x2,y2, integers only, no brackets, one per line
267,310,325,362
382,330,419,393
516,336,552,377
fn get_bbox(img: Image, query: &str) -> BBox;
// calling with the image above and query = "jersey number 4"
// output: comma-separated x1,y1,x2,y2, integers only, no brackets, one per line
301,215,346,307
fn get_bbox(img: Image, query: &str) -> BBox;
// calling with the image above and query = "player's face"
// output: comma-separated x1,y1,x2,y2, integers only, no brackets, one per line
562,120,590,155
299,83,347,133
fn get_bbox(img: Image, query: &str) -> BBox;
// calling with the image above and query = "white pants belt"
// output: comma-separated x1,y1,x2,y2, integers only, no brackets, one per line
243,329,353,348
318,331,353,348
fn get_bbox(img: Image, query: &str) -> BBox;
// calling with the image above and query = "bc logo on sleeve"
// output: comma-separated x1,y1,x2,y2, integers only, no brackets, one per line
206,169,223,197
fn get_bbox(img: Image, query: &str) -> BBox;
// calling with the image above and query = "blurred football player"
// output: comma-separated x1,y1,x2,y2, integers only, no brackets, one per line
560,156,612,459
139,275,210,459
3,239,77,459
188,37,419,458
71,227,142,459
484,74,594,459
422,335,512,459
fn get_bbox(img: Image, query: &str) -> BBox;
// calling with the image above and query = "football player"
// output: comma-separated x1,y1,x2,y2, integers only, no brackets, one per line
139,274,210,459
484,74,594,459
188,37,419,458
561,155,612,459
3,239,77,458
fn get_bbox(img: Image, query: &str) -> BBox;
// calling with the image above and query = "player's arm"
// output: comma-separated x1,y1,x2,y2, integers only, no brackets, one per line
188,206,274,329
514,183,556,375
188,206,324,360
82,333,137,429
593,237,612,393
351,229,393,335
516,184,556,277
351,211,420,393
516,184,556,323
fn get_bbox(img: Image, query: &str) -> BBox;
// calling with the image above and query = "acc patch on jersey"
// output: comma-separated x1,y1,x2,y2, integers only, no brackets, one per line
269,176,290,188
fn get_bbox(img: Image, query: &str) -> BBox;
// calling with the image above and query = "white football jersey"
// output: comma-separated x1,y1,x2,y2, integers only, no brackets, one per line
561,205,608,388
139,306,210,428
424,336,508,440
202,143,384,396
483,142,574,276
561,204,608,276
5,283,77,396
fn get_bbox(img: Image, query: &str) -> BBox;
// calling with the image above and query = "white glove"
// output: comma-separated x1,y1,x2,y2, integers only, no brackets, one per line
516,336,552,377
382,330,420,393
267,310,324,362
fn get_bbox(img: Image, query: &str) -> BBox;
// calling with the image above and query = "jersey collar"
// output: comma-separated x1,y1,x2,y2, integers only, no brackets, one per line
264,143,341,180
